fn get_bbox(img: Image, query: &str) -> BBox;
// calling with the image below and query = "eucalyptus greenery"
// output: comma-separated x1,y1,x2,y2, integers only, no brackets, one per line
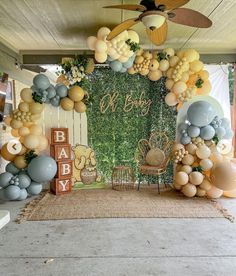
82,68,176,183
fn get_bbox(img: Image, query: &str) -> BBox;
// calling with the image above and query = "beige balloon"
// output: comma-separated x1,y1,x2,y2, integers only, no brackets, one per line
175,171,189,185
182,154,194,166
207,186,223,199
20,88,33,103
181,165,192,174
18,102,30,112
165,92,178,106
37,135,48,152
74,101,87,113
23,134,40,150
18,127,30,136
189,171,204,185
200,179,212,191
4,116,12,126
196,145,211,159
186,144,197,155
10,119,23,129
200,159,213,171
182,183,197,197
30,124,42,136
196,187,206,197
29,102,44,114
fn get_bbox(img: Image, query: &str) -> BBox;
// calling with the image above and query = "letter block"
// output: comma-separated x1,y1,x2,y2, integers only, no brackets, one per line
50,177,72,195
51,128,69,144
50,144,71,161
56,160,73,178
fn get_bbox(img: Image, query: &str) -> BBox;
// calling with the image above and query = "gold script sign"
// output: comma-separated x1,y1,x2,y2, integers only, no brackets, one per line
100,91,152,116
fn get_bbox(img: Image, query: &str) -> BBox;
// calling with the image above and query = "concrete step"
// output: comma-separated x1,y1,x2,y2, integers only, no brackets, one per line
0,210,10,229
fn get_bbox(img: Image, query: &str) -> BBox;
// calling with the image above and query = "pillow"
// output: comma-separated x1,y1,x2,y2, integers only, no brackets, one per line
146,148,165,166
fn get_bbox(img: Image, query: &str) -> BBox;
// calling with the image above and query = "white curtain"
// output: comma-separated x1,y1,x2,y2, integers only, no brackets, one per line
204,64,231,121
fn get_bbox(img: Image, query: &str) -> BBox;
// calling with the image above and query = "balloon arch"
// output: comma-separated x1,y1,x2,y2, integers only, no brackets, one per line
0,26,235,201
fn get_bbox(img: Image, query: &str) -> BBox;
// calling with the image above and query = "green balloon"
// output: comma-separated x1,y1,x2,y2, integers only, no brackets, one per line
17,189,28,201
33,74,50,90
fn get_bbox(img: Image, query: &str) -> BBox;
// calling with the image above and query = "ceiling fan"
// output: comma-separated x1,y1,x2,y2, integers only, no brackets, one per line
104,0,212,46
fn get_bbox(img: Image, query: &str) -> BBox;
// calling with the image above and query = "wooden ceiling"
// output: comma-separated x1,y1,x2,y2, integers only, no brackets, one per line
0,0,236,54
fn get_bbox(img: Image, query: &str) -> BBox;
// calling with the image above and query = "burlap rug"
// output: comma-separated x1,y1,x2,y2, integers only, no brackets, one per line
16,187,234,222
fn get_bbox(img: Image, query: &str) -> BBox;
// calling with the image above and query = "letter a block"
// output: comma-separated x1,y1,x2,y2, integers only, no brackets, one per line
50,144,71,161
50,178,72,195
51,128,69,144
56,160,73,178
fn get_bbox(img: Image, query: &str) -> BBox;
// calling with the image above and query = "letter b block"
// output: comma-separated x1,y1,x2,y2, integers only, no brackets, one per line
50,177,72,195
57,160,73,178
51,128,69,144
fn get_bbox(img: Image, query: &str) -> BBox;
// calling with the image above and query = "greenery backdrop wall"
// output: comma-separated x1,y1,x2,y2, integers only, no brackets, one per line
84,68,176,181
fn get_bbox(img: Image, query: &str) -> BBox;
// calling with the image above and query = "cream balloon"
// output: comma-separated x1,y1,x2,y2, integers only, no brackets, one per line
196,145,211,159
18,127,30,136
23,134,40,149
169,56,179,67
181,165,192,174
165,79,174,90
3,116,12,126
95,52,107,63
18,102,30,112
95,40,108,53
189,171,204,185
37,135,48,152
172,81,187,94
30,124,42,136
182,183,197,197
127,30,139,43
148,70,162,81
200,179,212,191
175,171,189,185
186,144,197,155
20,88,33,103
165,92,178,106
223,189,236,198
182,154,194,166
196,187,206,197
87,36,97,50
200,159,213,171
97,27,111,40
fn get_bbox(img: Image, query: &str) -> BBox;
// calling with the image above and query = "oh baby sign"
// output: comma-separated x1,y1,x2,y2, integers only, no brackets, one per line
99,91,152,116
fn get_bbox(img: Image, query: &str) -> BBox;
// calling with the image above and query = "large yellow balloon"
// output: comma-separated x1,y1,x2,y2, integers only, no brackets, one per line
30,124,42,136
29,102,44,114
20,88,33,103
23,134,40,150
18,127,30,136
60,97,74,111
74,101,87,113
0,143,16,161
68,86,85,102
37,135,48,152
14,155,27,169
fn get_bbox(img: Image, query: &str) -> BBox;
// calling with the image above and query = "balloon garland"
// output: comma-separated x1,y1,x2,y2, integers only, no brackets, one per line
173,100,235,198
0,72,89,201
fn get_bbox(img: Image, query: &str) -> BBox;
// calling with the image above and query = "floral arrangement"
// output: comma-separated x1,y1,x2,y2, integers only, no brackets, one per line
57,55,95,86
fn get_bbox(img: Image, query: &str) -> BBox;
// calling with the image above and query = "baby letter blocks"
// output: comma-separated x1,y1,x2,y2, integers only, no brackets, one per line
50,128,72,195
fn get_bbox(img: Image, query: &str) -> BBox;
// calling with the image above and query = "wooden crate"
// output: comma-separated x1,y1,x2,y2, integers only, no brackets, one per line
56,160,73,178
50,144,71,161
51,128,69,144
50,177,72,195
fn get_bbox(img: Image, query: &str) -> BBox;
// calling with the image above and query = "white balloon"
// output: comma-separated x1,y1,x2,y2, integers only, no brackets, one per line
127,30,139,43
97,27,111,40
95,52,107,63
87,36,97,50
95,40,108,53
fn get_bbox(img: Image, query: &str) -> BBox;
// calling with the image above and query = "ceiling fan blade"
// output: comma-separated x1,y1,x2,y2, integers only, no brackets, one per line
103,4,146,12
146,20,168,46
168,8,212,28
107,18,140,40
155,0,189,10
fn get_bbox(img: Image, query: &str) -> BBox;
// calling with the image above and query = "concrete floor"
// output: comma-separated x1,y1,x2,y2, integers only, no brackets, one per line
1,196,236,276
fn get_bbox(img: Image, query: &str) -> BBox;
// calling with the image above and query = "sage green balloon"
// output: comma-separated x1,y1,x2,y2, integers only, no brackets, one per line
0,172,13,188
6,162,20,175
4,185,21,200
18,174,31,189
27,182,42,195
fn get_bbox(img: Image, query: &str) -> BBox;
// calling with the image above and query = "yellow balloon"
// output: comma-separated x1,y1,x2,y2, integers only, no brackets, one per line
200,80,211,95
183,49,199,62
190,60,203,73
74,101,87,113
30,124,42,135
37,135,48,152
165,92,178,106
20,88,33,103
18,102,30,112
60,97,74,111
18,127,30,136
148,70,162,81
172,81,187,94
198,70,209,81
29,102,44,114
3,116,12,126
11,129,20,137
31,113,41,121
95,52,107,63
68,86,85,102
23,134,40,150
14,155,27,169
0,143,16,161
10,119,23,129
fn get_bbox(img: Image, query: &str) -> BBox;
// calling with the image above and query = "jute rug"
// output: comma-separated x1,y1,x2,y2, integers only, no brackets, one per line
17,187,234,222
